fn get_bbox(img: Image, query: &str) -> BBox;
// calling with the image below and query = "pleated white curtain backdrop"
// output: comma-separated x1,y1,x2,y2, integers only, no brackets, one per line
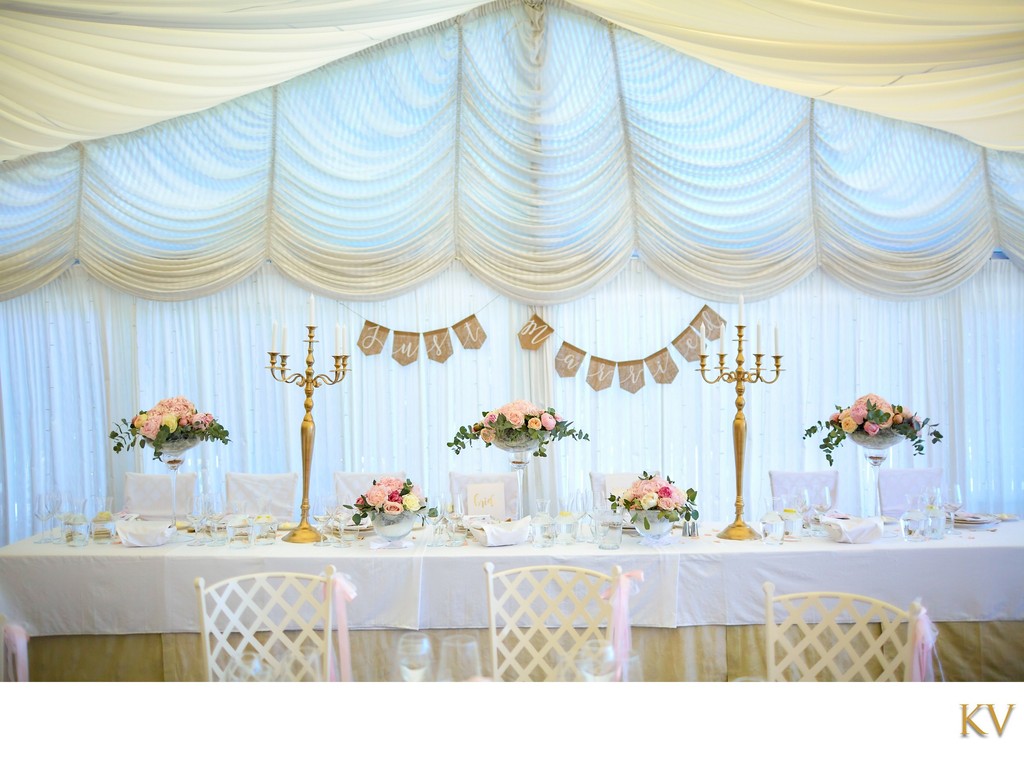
2,1,1022,302
1,259,1021,546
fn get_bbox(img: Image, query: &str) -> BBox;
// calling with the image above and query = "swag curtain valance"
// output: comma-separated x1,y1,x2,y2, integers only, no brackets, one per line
1,0,1023,304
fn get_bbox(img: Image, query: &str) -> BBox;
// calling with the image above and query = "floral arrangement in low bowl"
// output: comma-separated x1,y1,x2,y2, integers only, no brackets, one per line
109,395,230,460
448,400,588,458
803,393,942,465
348,476,423,526
609,471,699,529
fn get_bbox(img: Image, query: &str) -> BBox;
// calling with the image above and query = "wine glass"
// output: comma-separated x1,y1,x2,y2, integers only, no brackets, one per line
423,494,447,547
203,493,227,546
310,496,334,547
809,485,833,536
436,634,482,681
943,483,964,534
395,632,434,682
33,492,59,543
185,495,209,546
789,490,812,536
444,494,465,547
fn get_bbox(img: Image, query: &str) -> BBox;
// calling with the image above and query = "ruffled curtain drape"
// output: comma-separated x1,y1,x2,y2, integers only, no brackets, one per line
2,0,1023,304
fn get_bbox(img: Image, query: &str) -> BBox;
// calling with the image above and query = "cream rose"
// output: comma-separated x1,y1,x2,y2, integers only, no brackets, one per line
402,494,421,511
640,491,660,509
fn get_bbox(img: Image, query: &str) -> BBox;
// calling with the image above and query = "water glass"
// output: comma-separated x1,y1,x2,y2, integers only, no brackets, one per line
444,496,466,547
395,632,434,682
227,514,254,549
899,498,928,542
596,509,623,550
63,498,89,547
86,495,116,544
574,640,617,682
924,503,946,540
436,634,483,682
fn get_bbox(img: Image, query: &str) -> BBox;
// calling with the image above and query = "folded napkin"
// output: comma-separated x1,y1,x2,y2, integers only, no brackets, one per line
821,516,883,544
116,520,176,547
469,516,532,547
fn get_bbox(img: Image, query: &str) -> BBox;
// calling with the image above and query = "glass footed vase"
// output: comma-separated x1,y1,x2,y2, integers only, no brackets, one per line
631,509,674,541
157,438,201,539
371,510,418,544
491,436,541,520
849,429,903,519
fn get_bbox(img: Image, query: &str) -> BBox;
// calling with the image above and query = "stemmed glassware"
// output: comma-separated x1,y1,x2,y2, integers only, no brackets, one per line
807,485,833,536
943,484,964,534
33,491,61,543
203,493,227,546
436,634,482,681
310,496,336,547
423,494,447,547
186,495,209,546
444,495,465,547
395,632,434,682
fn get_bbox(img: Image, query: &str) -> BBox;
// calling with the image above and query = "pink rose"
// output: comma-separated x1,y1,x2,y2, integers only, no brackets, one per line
849,403,868,425
505,411,525,428
388,490,402,503
658,486,673,498
382,502,404,515
829,412,840,423
141,416,162,440
863,421,880,436
484,412,498,427
540,412,556,430
365,485,388,507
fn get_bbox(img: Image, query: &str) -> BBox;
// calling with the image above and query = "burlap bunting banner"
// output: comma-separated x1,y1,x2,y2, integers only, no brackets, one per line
518,314,554,350
644,348,678,384
618,360,645,394
586,356,616,391
423,328,454,363
555,341,586,378
358,321,390,356
391,331,420,366
672,325,703,363
452,314,487,349
691,305,725,343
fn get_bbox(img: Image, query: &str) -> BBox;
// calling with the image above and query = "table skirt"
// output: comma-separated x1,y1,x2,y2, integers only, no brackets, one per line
26,620,1024,682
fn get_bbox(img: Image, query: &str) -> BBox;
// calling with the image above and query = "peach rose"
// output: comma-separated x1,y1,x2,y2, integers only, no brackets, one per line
505,411,525,428
480,428,496,444
382,502,404,515
840,416,858,434
527,417,542,430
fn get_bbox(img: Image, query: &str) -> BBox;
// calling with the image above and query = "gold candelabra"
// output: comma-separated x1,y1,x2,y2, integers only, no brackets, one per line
267,325,348,543
698,323,782,540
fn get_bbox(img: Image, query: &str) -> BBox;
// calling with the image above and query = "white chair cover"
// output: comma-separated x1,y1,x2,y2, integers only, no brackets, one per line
333,472,406,506
589,472,638,510
1,612,30,682
768,470,840,503
878,467,943,519
449,471,519,519
122,472,197,520
225,472,298,519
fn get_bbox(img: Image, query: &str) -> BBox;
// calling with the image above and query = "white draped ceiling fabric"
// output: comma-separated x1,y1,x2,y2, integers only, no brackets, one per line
1,1,1023,548
1,0,1023,304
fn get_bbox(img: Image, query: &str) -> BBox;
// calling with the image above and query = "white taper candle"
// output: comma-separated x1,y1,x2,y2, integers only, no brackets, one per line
756,323,762,354
774,326,779,355
738,294,744,325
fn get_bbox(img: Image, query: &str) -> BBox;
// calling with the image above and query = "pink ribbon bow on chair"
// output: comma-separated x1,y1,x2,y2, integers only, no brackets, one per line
329,574,357,682
910,604,939,682
3,622,30,682
603,570,644,681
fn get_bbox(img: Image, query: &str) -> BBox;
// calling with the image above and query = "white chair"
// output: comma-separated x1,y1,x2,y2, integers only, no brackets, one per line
122,472,197,520
195,565,355,682
1,613,30,682
449,471,519,520
484,562,622,682
333,471,406,506
589,472,638,511
763,581,923,682
878,467,943,519
768,470,839,504
225,472,298,519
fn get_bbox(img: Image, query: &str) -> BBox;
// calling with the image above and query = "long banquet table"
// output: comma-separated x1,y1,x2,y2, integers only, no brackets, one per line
2,519,1023,681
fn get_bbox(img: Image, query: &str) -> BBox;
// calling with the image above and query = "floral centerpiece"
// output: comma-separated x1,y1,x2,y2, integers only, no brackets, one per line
348,476,423,526
109,395,230,460
609,471,699,529
448,400,588,458
803,393,942,465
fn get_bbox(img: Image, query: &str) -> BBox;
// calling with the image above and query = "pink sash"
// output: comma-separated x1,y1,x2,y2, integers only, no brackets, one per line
603,570,644,681
329,574,357,682
910,605,939,682
3,622,29,682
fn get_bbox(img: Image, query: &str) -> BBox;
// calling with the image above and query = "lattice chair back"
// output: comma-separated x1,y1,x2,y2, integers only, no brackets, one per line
484,562,621,682
763,581,922,682
195,566,339,682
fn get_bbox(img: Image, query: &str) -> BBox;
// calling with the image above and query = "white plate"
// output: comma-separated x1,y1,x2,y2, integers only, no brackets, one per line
954,513,1000,530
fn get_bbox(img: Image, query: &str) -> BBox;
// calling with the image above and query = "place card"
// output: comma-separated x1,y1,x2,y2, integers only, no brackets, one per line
465,482,506,520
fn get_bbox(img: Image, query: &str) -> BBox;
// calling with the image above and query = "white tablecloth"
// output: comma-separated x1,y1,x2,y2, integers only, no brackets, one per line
2,520,1022,637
